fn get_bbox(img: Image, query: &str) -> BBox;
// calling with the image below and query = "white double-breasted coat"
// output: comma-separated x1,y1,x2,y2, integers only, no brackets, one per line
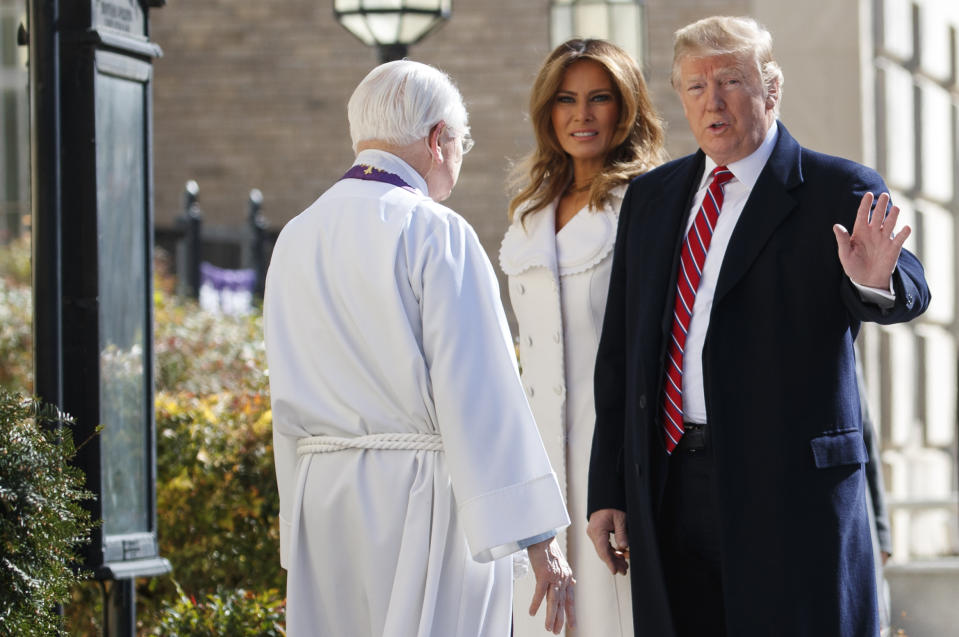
499,187,632,636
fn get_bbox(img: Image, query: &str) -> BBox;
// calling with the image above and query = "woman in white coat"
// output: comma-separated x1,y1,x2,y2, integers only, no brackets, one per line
500,39,666,636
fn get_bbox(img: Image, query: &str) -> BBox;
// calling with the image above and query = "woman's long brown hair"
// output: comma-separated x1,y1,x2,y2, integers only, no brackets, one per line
508,39,667,223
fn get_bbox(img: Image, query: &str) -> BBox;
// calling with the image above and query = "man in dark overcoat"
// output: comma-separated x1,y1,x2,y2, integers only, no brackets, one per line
586,15,930,637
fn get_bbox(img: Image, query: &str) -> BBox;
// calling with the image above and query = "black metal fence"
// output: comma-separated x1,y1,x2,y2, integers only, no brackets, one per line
155,181,277,305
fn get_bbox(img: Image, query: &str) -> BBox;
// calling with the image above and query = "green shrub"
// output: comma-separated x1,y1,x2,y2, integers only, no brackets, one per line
150,388,281,600
0,233,31,287
140,290,282,630
0,236,284,632
0,392,95,636
153,289,268,397
153,583,285,636
0,240,33,395
66,296,282,633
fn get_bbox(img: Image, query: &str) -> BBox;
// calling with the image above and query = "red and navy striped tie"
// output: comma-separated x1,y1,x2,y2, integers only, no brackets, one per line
662,166,734,454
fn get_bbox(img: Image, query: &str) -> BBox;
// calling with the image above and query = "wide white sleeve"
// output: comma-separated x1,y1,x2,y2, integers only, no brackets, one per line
411,211,570,561
272,428,297,570
263,270,297,571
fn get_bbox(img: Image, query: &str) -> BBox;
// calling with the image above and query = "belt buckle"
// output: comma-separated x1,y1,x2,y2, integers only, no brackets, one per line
682,424,706,454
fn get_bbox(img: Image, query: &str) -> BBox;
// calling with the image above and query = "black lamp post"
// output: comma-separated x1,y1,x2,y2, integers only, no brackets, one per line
333,0,451,63
28,1,170,634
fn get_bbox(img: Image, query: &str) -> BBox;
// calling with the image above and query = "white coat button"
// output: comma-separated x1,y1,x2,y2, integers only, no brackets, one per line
527,385,535,397
527,336,533,346
553,332,561,343
518,283,526,295
553,384,563,395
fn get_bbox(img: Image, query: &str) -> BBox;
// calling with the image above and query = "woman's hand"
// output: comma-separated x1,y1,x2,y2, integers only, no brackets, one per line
526,537,576,634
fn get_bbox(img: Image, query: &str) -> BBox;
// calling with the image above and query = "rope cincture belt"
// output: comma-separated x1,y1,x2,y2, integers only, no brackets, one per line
296,432,444,456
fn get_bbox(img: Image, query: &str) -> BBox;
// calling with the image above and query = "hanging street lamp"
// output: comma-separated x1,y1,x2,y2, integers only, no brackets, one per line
334,0,452,63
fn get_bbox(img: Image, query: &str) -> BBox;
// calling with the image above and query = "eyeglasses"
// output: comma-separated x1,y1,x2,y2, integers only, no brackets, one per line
440,127,474,156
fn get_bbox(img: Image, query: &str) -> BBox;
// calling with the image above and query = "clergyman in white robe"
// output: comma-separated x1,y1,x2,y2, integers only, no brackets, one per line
264,148,571,637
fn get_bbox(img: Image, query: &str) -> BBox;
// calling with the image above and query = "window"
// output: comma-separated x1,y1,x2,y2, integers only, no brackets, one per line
0,0,28,241
550,0,646,65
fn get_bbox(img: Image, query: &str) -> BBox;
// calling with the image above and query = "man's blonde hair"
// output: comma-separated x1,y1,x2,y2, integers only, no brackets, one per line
671,16,784,116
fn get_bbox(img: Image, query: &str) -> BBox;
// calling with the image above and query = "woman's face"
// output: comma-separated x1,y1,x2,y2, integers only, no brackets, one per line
550,59,621,170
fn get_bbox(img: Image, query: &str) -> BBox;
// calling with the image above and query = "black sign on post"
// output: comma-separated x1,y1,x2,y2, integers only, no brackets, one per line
29,1,169,634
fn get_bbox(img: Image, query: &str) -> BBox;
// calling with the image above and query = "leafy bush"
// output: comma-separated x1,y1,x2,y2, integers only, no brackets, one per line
0,233,31,287
0,239,33,395
0,236,284,633
153,287,268,397
0,392,95,636
150,388,281,600
153,583,285,636
142,290,282,630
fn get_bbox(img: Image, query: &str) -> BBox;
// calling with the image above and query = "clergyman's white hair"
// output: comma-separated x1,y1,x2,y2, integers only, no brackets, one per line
347,60,469,153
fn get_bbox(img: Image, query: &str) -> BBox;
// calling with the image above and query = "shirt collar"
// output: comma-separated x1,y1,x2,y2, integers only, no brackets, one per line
699,120,780,191
352,148,429,196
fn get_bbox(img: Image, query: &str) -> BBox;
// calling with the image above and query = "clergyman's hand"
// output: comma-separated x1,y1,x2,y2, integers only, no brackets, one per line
526,537,576,634
586,508,629,575
833,192,911,289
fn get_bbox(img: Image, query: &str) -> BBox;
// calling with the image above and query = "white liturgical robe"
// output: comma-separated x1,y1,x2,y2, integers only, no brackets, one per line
264,149,570,637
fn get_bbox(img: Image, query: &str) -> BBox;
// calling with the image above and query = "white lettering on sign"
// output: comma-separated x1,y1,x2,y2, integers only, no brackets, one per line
96,0,144,35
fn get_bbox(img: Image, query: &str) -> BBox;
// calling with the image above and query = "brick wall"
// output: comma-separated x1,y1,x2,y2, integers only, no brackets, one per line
149,1,752,270
149,0,758,329
150,1,553,265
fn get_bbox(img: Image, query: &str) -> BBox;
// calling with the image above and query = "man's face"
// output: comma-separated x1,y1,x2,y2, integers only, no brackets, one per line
677,53,776,166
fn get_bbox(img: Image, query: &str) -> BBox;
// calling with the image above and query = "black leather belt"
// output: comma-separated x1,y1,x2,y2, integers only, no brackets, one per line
676,422,707,454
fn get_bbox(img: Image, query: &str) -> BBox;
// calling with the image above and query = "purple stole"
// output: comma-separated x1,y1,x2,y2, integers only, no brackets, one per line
340,164,417,193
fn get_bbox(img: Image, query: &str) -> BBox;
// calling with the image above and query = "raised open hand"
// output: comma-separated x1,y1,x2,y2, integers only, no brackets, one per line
833,192,911,289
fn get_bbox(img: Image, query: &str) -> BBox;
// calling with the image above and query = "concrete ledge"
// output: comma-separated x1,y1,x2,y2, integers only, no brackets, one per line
885,557,959,637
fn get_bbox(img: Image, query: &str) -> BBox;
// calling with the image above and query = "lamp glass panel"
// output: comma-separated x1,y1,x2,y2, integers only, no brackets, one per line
363,0,403,9
340,14,377,45
334,0,362,12
405,0,444,10
95,70,149,537
367,13,402,44
399,14,439,43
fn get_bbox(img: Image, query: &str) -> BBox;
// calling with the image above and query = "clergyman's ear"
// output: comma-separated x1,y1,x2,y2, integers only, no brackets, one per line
428,121,446,162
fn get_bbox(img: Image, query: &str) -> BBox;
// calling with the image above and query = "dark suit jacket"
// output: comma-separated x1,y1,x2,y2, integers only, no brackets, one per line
588,122,929,637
